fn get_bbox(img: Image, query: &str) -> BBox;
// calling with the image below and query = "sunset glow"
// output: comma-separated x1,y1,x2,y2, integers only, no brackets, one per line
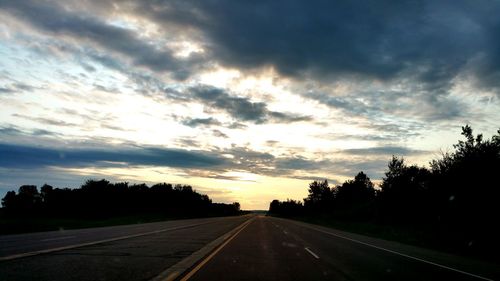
1,1,500,209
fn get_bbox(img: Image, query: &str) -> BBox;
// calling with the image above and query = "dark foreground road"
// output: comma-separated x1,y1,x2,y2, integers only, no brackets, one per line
0,215,251,281
1,215,499,281
185,216,499,281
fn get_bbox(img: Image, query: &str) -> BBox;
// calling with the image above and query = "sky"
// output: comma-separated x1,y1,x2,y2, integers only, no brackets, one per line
1,0,500,210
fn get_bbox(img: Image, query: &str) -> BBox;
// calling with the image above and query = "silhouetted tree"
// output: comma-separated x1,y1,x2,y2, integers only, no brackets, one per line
1,179,241,219
379,157,431,223
232,202,241,212
266,125,500,257
269,200,280,213
429,125,500,252
15,185,42,214
40,184,53,201
1,191,17,212
268,199,303,216
334,172,375,219
303,180,333,213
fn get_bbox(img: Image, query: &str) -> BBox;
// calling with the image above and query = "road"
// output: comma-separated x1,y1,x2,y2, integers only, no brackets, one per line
0,215,251,281
184,216,499,281
1,215,498,281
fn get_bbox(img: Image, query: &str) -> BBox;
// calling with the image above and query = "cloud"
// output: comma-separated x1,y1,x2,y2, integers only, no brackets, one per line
0,125,60,141
182,117,221,127
228,122,247,129
12,114,80,127
124,0,500,124
306,87,467,122
0,87,14,94
336,159,390,179
0,143,227,169
0,82,37,94
0,137,398,190
268,111,313,123
1,0,499,208
0,0,199,80
191,85,311,123
212,129,228,138
275,157,328,171
274,155,390,180
343,146,427,156
0,126,23,135
135,1,500,85
174,138,201,148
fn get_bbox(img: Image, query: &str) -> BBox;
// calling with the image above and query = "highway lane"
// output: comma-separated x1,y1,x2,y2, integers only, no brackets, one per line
0,216,237,260
0,215,251,281
186,216,499,281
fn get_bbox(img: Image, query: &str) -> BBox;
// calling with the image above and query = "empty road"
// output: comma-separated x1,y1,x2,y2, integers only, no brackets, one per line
1,215,499,281
184,216,499,281
0,215,251,281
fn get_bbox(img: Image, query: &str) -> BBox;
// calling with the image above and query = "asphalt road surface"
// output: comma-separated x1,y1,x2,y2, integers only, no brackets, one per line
1,215,499,281
0,215,251,281
185,216,499,281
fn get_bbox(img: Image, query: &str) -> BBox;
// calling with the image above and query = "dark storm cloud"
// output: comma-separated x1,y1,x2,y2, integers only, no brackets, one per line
126,0,500,98
191,85,311,123
0,0,197,79
0,143,226,169
3,0,500,94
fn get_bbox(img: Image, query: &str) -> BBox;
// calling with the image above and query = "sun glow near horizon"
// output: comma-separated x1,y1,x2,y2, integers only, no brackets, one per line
1,1,500,209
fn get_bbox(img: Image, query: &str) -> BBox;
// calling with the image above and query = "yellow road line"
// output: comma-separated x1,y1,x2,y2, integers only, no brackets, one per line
179,218,254,281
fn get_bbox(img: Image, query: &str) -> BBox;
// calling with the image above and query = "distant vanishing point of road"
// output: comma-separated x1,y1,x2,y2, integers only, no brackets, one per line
0,215,499,281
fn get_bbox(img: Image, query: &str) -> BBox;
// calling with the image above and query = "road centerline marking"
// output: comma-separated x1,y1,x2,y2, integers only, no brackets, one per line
292,221,494,281
305,247,320,259
178,218,254,281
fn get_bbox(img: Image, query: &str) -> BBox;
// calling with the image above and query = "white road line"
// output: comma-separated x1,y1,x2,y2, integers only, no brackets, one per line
40,236,76,242
0,222,212,261
299,223,494,281
304,247,320,259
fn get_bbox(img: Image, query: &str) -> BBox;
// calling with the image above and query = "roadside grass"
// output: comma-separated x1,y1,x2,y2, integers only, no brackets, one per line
0,213,181,235
0,211,249,235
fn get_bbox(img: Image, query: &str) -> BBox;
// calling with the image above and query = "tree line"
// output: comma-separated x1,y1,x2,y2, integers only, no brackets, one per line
2,180,241,218
269,125,500,256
